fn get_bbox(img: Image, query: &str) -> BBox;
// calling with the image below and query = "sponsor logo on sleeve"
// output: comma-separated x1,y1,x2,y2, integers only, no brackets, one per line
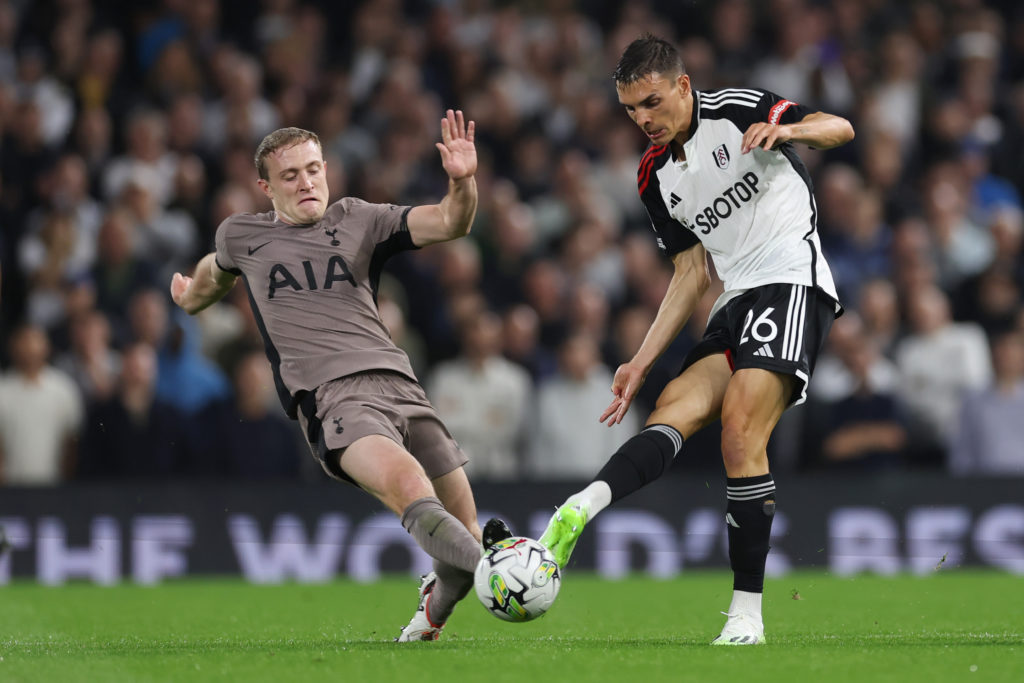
768,99,796,124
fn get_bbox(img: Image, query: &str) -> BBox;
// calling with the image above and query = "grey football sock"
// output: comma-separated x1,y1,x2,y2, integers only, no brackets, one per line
400,496,480,574
427,560,474,625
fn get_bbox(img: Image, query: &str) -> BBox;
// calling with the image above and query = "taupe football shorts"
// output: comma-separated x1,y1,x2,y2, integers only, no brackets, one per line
295,371,467,483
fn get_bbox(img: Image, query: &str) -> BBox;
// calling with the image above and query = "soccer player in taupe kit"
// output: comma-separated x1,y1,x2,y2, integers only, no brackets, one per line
171,110,508,641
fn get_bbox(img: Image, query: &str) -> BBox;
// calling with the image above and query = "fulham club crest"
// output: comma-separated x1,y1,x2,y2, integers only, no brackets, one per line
712,144,730,169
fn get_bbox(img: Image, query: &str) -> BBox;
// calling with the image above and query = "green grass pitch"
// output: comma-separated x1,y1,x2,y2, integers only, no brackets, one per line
1,571,1021,682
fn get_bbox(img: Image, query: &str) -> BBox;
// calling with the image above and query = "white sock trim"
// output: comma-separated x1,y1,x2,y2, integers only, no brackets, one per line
643,424,683,455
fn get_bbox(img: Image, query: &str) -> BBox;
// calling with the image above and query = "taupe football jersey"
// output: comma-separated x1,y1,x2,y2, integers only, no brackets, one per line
215,197,417,417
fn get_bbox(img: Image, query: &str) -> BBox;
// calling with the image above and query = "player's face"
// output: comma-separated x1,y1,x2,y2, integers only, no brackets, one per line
617,72,692,146
258,139,329,225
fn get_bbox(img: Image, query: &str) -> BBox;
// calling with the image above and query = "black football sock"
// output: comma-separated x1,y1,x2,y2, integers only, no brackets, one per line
594,424,683,503
725,474,776,593
427,560,474,625
401,497,480,574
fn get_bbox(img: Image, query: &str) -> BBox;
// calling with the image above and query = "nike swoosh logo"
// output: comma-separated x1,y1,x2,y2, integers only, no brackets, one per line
248,241,273,255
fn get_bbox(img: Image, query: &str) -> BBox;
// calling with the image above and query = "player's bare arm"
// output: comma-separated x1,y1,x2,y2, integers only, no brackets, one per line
170,252,238,315
741,111,855,154
408,109,478,247
600,244,710,426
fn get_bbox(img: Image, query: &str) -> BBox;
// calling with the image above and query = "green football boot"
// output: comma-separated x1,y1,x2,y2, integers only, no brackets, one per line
538,501,589,569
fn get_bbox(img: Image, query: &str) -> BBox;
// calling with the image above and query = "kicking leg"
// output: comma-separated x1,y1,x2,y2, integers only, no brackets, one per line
336,434,481,574
541,354,732,567
420,466,485,626
336,437,485,642
712,367,794,646
393,465,511,641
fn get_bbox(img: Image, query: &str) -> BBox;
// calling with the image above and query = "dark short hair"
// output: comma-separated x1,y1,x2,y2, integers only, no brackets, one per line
613,33,685,85
254,127,322,180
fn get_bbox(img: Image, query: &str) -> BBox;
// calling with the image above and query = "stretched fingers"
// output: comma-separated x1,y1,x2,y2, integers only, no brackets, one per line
441,109,474,144
613,395,633,425
440,112,453,146
600,378,635,425
454,109,465,139
600,397,622,424
600,394,633,426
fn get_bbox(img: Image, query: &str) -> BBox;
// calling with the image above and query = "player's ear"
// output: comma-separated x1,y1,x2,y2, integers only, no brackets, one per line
676,73,690,96
257,178,273,200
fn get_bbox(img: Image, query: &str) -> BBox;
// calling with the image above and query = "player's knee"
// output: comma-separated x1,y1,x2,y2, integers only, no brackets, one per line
388,468,434,510
720,417,765,471
720,441,748,472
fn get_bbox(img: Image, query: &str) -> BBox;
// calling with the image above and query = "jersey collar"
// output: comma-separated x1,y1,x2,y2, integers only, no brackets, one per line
686,90,700,138
670,91,700,162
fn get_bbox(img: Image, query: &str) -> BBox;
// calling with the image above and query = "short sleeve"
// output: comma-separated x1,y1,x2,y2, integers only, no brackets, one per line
214,217,242,275
754,89,815,126
641,194,700,256
370,203,414,245
638,146,700,257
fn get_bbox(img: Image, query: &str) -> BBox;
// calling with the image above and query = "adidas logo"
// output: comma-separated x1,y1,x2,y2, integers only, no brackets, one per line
670,192,681,208
752,343,774,358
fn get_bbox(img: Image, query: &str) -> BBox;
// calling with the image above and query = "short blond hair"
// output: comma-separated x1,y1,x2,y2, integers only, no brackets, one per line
254,127,322,181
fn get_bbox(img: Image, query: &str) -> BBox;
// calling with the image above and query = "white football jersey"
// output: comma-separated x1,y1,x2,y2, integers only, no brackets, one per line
639,88,840,317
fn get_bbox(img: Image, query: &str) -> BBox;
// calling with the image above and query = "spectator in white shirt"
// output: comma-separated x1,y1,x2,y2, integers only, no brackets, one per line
427,309,531,481
102,108,178,208
895,285,992,465
528,332,638,479
0,324,83,484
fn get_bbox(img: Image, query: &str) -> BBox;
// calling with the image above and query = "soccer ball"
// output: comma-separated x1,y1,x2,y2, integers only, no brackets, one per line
474,536,561,622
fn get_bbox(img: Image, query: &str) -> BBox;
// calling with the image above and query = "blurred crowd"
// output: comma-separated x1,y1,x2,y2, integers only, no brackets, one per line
2,0,1024,486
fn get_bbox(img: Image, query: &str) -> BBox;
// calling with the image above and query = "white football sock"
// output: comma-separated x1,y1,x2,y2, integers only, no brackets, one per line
728,590,763,618
567,481,612,518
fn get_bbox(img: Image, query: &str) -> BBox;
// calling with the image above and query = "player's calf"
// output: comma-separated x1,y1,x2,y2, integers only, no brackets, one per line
401,496,481,573
594,424,684,502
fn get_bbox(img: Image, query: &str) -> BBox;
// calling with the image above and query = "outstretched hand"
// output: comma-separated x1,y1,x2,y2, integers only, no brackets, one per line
436,109,476,180
599,362,648,426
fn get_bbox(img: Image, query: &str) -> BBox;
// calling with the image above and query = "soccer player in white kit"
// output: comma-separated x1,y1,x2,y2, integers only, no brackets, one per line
539,34,854,645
